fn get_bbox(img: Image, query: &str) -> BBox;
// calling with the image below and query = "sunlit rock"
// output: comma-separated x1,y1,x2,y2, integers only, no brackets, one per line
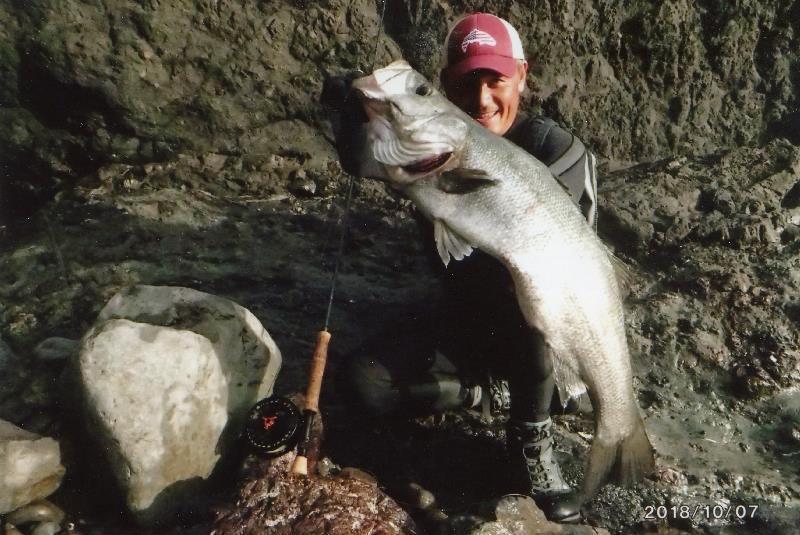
0,420,64,514
76,285,282,524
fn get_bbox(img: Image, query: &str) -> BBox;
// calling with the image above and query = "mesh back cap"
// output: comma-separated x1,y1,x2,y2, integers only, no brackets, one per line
444,13,526,78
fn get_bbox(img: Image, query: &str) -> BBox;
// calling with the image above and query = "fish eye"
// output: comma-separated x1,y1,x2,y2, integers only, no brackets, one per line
416,84,433,96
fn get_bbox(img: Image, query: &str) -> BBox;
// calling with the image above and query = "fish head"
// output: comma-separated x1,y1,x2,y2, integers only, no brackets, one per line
352,60,469,186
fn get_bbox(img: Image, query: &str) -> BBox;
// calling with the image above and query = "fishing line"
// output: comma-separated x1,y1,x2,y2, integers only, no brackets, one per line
368,0,389,73
43,213,70,284
254,0,397,478
322,0,387,332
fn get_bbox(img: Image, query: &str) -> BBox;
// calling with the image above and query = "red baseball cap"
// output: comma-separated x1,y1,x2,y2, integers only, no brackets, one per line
443,13,526,78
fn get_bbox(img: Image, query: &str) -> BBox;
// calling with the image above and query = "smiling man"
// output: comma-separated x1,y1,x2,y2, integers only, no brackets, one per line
408,13,599,522
324,12,599,526
440,13,597,224
440,13,527,135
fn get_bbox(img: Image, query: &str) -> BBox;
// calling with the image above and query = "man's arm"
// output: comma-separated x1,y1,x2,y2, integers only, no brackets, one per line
551,134,598,231
506,116,598,229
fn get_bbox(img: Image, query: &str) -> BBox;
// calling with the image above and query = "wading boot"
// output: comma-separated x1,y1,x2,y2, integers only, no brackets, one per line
464,375,512,417
507,418,582,523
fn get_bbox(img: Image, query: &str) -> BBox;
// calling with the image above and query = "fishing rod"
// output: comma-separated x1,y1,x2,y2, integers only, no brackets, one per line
290,0,389,475
245,0,388,476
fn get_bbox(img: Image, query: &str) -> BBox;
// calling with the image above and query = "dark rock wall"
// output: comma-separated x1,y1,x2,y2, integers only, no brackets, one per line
0,0,399,221
1,0,798,220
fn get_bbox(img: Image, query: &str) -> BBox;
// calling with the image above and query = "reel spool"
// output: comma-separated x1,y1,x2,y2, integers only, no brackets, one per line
245,396,302,456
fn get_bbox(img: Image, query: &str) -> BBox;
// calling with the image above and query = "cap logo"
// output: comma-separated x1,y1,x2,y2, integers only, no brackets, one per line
461,29,496,52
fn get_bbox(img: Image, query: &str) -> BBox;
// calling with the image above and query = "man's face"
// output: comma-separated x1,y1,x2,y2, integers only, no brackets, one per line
441,61,528,136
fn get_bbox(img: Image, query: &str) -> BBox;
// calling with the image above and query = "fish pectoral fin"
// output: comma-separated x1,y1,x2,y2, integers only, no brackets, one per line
434,219,474,267
436,168,499,194
554,363,587,406
551,349,587,406
606,247,634,299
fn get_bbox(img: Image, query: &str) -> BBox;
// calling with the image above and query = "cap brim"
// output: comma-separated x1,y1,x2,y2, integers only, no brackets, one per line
445,55,518,79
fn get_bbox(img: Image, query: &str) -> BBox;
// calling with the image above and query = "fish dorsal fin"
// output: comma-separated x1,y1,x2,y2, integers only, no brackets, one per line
437,168,498,194
434,219,474,267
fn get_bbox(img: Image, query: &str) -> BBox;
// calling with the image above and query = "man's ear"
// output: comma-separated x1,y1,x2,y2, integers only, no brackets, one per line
517,60,529,93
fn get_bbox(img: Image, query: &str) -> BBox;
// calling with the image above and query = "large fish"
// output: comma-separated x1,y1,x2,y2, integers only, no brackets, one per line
346,60,655,499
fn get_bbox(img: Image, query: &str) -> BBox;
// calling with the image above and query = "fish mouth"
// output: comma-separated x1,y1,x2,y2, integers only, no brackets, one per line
401,153,452,174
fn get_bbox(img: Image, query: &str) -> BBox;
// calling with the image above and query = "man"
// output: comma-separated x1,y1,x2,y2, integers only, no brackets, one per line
439,13,597,227
324,12,597,525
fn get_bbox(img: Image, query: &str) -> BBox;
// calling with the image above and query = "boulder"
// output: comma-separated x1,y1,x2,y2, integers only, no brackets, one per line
76,285,281,524
0,419,65,514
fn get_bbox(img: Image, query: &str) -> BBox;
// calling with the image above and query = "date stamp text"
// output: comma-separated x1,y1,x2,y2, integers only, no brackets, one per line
643,504,759,522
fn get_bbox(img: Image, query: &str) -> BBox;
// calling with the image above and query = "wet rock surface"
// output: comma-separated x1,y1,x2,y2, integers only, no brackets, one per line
594,140,800,533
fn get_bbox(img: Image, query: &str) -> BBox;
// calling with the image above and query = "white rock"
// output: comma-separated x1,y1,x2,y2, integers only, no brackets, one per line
95,285,281,412
493,495,547,534
80,320,226,511
5,499,65,525
469,521,513,535
31,521,61,535
0,420,65,514
77,285,282,523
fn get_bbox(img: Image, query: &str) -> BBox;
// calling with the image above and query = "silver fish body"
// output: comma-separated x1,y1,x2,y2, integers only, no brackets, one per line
350,60,654,499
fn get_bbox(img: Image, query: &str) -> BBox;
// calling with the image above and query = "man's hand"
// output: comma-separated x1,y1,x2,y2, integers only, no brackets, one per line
321,71,369,176
321,71,365,112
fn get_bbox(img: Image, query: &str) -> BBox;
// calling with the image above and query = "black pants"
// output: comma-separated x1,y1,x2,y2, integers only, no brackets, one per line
338,300,556,423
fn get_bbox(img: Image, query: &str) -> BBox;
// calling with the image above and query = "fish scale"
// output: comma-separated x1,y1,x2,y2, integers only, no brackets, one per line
350,60,655,501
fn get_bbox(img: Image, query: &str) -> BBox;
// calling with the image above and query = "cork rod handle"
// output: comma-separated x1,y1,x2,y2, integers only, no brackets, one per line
304,330,331,414
290,330,331,475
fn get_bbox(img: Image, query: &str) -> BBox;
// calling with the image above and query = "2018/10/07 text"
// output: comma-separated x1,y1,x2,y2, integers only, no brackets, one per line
643,504,759,522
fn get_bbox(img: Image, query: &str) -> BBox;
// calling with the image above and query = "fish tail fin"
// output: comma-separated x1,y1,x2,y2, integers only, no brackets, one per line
582,415,655,500
613,415,656,487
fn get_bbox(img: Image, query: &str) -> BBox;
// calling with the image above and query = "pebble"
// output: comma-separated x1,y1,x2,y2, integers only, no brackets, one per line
288,169,317,197
6,500,65,526
31,521,62,535
33,337,80,361
315,456,336,477
657,466,687,487
338,467,377,486
781,223,800,242
202,153,227,173
713,189,736,215
2,524,24,535
406,482,436,510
